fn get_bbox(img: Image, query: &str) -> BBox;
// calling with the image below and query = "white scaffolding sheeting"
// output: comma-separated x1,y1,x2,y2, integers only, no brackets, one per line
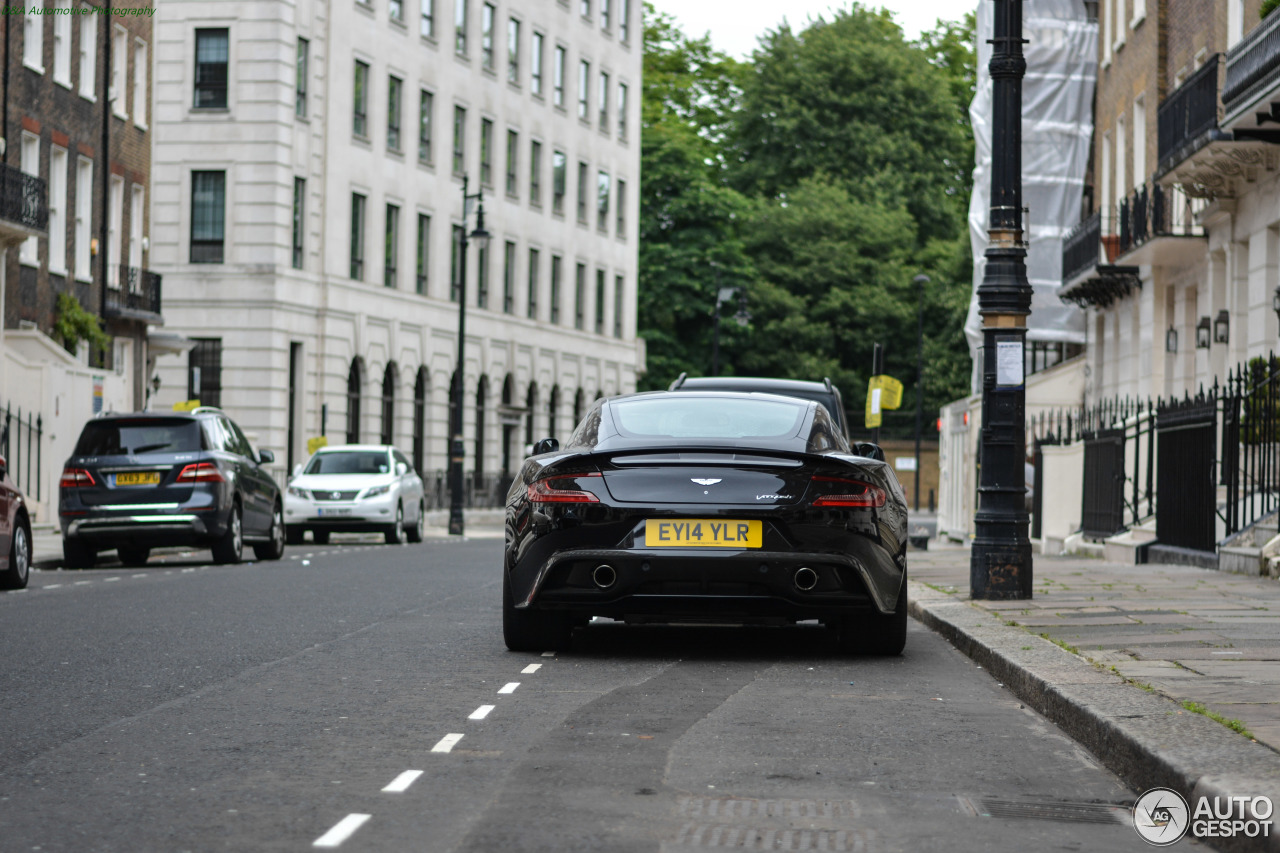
966,0,1097,392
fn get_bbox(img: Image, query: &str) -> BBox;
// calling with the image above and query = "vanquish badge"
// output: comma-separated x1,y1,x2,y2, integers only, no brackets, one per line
1133,788,1190,846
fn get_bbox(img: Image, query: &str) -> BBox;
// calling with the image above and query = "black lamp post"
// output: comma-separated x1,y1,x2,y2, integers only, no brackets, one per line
448,176,491,537
971,0,1033,600
913,274,929,513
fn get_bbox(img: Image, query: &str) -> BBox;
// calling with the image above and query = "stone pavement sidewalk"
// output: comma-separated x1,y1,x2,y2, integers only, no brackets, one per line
909,544,1280,852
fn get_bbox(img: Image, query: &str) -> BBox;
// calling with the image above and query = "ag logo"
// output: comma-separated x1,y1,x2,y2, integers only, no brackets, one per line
1133,787,1190,846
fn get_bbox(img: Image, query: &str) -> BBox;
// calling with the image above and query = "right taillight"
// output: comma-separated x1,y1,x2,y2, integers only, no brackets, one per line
177,462,226,483
60,468,96,488
810,476,886,508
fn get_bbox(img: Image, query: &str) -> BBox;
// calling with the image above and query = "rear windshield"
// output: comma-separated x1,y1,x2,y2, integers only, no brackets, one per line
611,397,806,440
304,451,391,475
74,419,204,456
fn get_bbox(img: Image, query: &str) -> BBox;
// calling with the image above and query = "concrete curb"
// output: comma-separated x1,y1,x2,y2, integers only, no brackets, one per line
908,581,1280,853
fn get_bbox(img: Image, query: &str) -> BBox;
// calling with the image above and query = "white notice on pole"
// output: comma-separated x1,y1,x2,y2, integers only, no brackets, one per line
996,341,1024,387
870,388,882,414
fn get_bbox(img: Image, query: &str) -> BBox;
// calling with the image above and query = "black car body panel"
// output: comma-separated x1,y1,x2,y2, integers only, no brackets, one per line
504,392,907,628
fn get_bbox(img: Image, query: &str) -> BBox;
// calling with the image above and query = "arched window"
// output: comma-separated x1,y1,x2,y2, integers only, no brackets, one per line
501,374,515,476
573,387,585,426
413,367,428,473
548,384,560,439
380,362,397,445
474,375,489,480
525,382,538,445
346,357,364,443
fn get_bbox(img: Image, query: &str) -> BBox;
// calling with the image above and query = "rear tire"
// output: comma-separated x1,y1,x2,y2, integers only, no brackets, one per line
837,569,907,656
0,523,31,589
62,538,97,569
211,504,243,565
285,525,305,545
312,530,330,545
384,503,406,545
116,546,151,567
253,504,287,561
406,501,425,543
502,569,573,652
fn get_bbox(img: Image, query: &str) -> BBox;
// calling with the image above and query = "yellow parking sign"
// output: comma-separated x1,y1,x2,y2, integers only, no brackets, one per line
864,375,904,428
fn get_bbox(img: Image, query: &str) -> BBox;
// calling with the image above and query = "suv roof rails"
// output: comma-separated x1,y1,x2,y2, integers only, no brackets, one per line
669,371,688,391
823,377,834,393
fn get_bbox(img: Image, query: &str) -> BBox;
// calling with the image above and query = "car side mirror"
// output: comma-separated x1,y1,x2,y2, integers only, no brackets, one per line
396,462,408,476
258,449,275,465
853,442,886,462
532,437,559,455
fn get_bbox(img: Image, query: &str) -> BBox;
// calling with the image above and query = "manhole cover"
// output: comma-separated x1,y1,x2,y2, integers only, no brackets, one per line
965,797,1129,825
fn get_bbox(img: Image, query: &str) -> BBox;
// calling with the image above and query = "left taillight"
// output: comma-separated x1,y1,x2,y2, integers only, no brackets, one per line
810,476,886,508
177,462,226,483
528,472,602,503
60,468,96,488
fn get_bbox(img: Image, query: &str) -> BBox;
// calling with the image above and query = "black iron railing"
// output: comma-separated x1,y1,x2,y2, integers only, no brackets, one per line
1157,54,1225,175
104,266,162,318
1062,210,1101,285
0,403,45,502
1223,9,1280,111
1117,182,1203,255
0,162,49,233
1222,354,1280,538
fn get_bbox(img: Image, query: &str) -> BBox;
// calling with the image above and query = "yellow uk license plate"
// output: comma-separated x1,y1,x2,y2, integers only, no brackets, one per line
115,471,161,486
644,519,762,548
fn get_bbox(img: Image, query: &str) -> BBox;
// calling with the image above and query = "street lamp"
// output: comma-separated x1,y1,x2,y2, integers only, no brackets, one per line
913,274,929,513
448,175,491,537
1196,316,1211,349
711,283,749,377
1165,326,1178,354
1214,309,1230,345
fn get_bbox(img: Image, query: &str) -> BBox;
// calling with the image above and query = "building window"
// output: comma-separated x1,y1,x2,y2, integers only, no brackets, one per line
553,45,565,108
481,3,495,69
455,0,468,55
597,171,610,232
580,0,590,19
525,383,537,446
350,192,366,279
548,385,559,439
578,59,589,120
598,71,609,129
390,0,404,23
131,38,147,126
450,225,464,301
503,241,516,313
616,178,626,237
388,75,403,151
292,177,305,269
19,135,38,266
527,248,539,319
416,213,430,294
54,0,72,86
529,140,542,206
78,11,96,98
577,161,588,224
453,106,466,175
111,25,127,118
385,203,400,288
421,0,435,38
477,240,489,308
613,275,623,338
24,7,43,71
194,28,228,109
49,147,68,275
129,184,143,270
505,130,518,197
601,0,610,30
108,175,123,286
296,38,308,117
353,60,369,137
507,17,520,83
618,81,628,140
419,89,434,164
595,269,606,334
550,255,562,323
381,363,397,445
619,0,629,41
574,262,586,329
552,150,566,216
346,358,363,444
190,170,226,264
413,367,428,473
75,158,92,281
474,376,488,479
189,339,223,408
480,118,493,186
531,32,543,96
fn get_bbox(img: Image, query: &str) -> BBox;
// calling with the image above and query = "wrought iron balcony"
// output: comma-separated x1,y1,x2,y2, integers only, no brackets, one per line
0,162,49,239
104,266,163,322
1116,182,1204,256
1157,55,1227,178
1062,210,1101,286
1060,209,1139,310
1223,9,1280,129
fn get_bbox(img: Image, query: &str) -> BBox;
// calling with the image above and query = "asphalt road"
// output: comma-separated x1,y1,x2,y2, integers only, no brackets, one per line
0,538,1204,852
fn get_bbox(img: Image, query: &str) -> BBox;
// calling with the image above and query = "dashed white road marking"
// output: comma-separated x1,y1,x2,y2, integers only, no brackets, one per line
104,577,121,582
74,581,92,586
497,683,519,694
541,651,555,657
521,664,541,674
181,568,196,574
469,705,495,720
44,584,63,589
132,574,147,578
313,813,371,848
382,770,424,793
431,733,464,753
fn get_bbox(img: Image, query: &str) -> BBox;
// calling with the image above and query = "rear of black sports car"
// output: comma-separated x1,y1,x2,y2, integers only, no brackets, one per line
502,392,909,655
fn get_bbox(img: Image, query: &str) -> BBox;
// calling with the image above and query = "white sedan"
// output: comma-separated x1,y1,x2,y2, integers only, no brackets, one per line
284,445,426,545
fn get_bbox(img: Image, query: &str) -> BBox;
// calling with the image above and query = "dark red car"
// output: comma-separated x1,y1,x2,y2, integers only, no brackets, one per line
0,454,33,590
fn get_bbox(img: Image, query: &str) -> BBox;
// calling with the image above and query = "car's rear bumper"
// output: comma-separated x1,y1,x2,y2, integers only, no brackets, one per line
61,510,226,548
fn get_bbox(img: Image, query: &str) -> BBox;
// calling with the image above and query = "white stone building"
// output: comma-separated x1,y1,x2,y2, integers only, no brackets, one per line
150,0,643,498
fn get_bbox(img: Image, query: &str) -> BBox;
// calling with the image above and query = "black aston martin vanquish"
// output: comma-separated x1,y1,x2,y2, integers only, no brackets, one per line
502,391,909,655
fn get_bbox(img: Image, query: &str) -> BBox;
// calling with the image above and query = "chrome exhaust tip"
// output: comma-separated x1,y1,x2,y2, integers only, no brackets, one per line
794,567,818,591
592,564,617,589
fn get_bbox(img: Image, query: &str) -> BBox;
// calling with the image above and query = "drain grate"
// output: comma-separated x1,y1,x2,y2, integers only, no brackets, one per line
967,797,1129,825
673,822,875,851
680,797,861,821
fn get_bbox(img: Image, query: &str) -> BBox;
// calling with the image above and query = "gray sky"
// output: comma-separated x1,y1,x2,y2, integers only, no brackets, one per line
646,0,977,58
